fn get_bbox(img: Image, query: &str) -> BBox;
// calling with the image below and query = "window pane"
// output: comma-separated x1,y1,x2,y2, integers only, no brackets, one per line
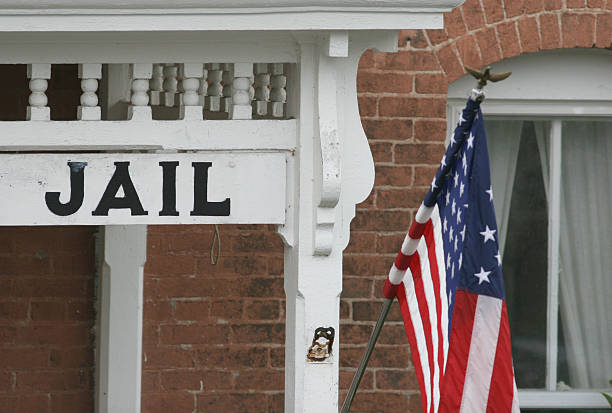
558,121,612,389
487,120,549,389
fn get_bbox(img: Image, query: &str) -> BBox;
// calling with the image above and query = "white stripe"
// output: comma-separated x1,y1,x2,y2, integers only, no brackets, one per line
388,264,405,285
459,295,503,413
511,377,520,412
401,234,420,256
430,207,449,372
417,236,441,412
416,202,434,223
403,271,432,413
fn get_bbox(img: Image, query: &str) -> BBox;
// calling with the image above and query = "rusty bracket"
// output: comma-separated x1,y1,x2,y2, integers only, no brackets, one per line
306,326,335,362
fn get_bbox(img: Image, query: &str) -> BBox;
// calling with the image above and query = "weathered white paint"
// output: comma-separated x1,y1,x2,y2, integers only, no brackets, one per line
0,153,286,225
96,225,147,413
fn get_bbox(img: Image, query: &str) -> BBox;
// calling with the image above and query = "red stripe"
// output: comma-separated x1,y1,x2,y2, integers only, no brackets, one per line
397,283,429,413
439,290,478,413
382,277,400,299
395,251,413,271
410,253,436,413
424,221,445,409
409,220,428,239
486,302,515,413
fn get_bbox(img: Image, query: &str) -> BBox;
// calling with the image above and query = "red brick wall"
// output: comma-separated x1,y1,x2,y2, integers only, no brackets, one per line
2,2,612,411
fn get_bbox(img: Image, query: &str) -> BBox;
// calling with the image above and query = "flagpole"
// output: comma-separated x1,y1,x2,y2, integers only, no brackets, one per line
340,298,394,413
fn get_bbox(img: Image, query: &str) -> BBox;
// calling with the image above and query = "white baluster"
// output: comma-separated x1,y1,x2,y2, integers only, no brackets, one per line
254,63,270,116
128,64,152,121
162,64,178,107
27,64,51,121
205,63,222,112
77,64,102,121
221,63,233,113
229,63,253,120
198,67,208,107
149,64,164,106
179,63,204,120
269,63,287,118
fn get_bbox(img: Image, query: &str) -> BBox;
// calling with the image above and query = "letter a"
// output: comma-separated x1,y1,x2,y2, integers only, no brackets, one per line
92,161,148,216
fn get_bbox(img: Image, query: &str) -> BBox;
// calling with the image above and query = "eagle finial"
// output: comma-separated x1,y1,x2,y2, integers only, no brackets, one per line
464,65,512,89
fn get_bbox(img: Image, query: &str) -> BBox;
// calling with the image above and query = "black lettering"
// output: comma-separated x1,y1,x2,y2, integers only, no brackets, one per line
45,161,87,216
92,161,148,216
190,162,230,216
159,161,179,216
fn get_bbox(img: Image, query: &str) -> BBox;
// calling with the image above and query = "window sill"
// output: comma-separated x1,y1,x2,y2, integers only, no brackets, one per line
519,390,612,409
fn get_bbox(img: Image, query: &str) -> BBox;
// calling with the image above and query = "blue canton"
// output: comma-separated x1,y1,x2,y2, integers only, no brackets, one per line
424,98,506,332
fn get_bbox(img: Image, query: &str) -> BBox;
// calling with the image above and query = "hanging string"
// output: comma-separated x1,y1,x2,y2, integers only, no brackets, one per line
210,224,221,265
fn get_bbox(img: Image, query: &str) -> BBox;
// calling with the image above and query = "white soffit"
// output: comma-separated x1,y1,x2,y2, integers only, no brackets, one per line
0,0,465,31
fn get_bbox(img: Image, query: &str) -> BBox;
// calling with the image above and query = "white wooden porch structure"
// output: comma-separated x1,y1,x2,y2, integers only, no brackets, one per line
0,1,462,411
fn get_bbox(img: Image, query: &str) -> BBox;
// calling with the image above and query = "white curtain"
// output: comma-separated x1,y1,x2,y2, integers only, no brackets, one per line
485,120,523,257
557,121,612,388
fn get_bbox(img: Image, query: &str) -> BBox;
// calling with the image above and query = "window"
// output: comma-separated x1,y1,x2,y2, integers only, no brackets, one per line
448,49,612,410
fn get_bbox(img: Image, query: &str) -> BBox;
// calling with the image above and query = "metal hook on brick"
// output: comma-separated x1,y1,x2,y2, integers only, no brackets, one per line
210,224,221,265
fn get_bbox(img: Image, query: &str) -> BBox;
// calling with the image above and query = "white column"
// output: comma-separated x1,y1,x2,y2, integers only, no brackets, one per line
96,225,147,413
128,63,152,121
27,63,51,121
179,63,204,120
78,63,102,120
229,62,253,120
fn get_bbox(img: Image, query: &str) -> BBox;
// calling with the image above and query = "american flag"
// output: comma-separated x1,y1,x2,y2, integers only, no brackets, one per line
381,97,519,412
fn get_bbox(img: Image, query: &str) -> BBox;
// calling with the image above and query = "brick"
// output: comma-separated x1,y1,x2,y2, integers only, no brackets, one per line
341,324,374,345
160,324,230,345
462,0,486,30
357,96,377,117
267,393,284,413
363,119,413,141
244,300,280,320
445,7,467,38
564,13,596,47
31,300,65,321
475,27,502,65
161,370,233,391
0,371,12,392
67,301,94,321
496,21,521,59
144,300,174,322
539,13,561,49
596,13,612,47
375,369,420,390
544,0,563,9
234,369,284,391
269,347,285,368
0,348,49,369
0,395,49,412
142,371,160,393
231,323,284,344
341,277,374,298
377,188,429,209
232,232,283,253
436,44,464,82
345,232,378,254
0,255,51,276
0,326,16,344
414,166,441,187
352,301,403,322
505,0,524,17
370,142,394,163
141,392,194,413
379,98,416,118
374,165,413,187
0,301,28,320
357,72,413,94
347,391,411,411
145,254,196,276
49,348,93,368
152,276,234,299
524,0,544,13
341,345,412,368
482,0,504,24
211,299,243,321
171,300,208,322
518,16,541,53
196,347,267,369
198,393,268,412
16,326,92,346
239,277,284,298
358,49,375,69
16,370,90,391
567,0,586,6
376,233,408,254
407,30,429,48
588,0,606,6
426,29,448,45
344,255,394,277
339,370,373,390
340,299,350,319
144,348,196,369
414,119,447,143
455,35,483,70
382,51,440,71
415,73,447,94
394,143,445,165
351,210,412,232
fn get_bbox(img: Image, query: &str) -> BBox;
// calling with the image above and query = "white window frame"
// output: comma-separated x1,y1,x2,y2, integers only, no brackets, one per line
447,97,612,409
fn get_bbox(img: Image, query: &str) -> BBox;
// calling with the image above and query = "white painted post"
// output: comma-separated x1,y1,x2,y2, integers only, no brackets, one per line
96,225,147,413
26,63,51,121
128,63,152,121
78,63,102,120
149,64,164,106
179,63,204,120
230,62,253,120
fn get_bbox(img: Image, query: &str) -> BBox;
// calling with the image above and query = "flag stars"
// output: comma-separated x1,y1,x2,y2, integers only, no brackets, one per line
446,253,451,270
448,291,452,306
449,226,454,242
460,225,466,241
443,217,448,233
462,156,467,175
458,253,463,269
451,199,456,215
495,251,502,266
454,172,459,187
431,177,438,191
480,225,497,243
486,186,494,202
457,209,462,224
454,236,458,252
474,267,492,284
446,191,450,205
458,113,466,126
467,132,475,149
459,182,465,198
441,155,447,168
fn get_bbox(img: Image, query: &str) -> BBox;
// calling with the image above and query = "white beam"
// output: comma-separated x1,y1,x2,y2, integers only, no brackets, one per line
96,225,147,413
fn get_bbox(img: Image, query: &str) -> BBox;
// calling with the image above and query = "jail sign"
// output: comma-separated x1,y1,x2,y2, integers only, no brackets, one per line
0,153,286,225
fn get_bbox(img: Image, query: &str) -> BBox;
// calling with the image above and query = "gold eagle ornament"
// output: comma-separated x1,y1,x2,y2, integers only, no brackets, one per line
464,65,512,89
